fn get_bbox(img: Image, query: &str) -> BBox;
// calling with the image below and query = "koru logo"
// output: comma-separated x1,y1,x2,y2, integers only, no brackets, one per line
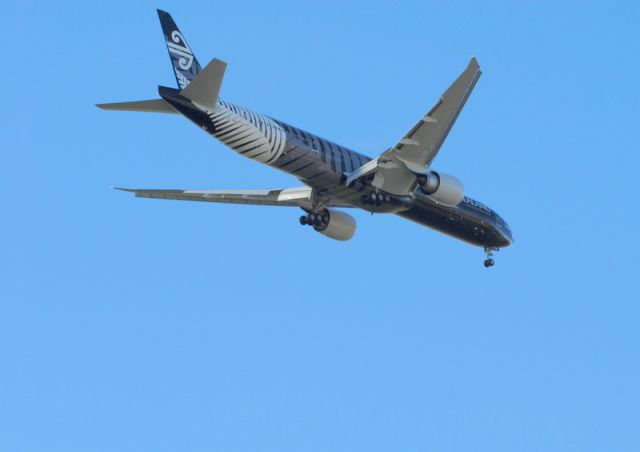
166,31,194,71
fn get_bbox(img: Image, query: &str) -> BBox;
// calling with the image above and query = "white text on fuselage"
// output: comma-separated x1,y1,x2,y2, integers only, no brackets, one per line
462,197,491,214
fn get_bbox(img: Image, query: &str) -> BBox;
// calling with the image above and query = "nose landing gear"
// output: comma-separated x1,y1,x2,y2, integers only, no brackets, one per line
483,247,497,268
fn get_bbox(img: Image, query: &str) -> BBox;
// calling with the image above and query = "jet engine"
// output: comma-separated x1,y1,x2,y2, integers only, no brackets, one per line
417,171,464,206
299,209,356,241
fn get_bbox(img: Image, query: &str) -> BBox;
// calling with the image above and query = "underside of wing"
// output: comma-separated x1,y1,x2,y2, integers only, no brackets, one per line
115,187,352,209
383,57,482,167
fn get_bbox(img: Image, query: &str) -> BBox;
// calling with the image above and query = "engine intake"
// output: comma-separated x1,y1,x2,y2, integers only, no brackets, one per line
313,209,356,241
417,171,464,206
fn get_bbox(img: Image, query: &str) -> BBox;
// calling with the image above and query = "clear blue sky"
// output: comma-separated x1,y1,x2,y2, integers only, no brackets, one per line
2,1,639,451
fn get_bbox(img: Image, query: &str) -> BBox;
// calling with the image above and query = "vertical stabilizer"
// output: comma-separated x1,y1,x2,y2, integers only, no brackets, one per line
157,9,202,89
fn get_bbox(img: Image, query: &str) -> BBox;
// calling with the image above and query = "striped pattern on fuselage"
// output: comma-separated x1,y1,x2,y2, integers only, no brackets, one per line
208,100,286,164
273,121,371,176
208,100,371,189
200,100,509,248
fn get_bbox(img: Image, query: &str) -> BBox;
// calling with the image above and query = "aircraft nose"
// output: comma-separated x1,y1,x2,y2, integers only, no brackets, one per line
496,218,513,247
503,225,514,246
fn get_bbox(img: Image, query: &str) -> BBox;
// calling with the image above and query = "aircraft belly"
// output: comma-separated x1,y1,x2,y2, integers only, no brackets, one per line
397,202,503,247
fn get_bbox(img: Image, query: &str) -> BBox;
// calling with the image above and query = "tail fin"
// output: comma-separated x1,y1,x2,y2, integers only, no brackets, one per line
157,9,202,89
96,11,225,115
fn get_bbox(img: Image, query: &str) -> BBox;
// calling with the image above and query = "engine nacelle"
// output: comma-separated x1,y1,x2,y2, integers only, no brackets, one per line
418,171,464,206
314,209,356,241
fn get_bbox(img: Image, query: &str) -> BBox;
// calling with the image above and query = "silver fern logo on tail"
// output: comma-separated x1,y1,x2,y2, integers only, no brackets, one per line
167,31,194,70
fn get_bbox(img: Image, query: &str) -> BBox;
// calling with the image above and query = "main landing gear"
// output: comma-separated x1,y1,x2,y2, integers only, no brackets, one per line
483,246,496,268
361,191,391,206
299,212,329,228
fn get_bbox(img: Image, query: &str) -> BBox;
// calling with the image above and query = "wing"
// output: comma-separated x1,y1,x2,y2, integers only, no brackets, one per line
115,187,351,209
382,57,482,167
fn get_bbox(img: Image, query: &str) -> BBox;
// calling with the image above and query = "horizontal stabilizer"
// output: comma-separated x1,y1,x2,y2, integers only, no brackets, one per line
96,98,178,114
180,58,227,110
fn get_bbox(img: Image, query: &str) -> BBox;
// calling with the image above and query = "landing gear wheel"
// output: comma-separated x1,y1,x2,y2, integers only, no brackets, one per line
483,247,497,268
300,210,329,228
369,192,385,205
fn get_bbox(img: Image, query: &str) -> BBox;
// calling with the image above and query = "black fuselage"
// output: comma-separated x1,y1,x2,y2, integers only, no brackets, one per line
163,89,512,249
270,116,512,249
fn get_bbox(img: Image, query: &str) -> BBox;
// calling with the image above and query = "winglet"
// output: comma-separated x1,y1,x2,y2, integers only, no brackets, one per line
469,56,480,70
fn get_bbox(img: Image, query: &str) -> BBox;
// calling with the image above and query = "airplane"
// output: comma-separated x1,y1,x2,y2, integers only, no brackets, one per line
98,10,513,268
